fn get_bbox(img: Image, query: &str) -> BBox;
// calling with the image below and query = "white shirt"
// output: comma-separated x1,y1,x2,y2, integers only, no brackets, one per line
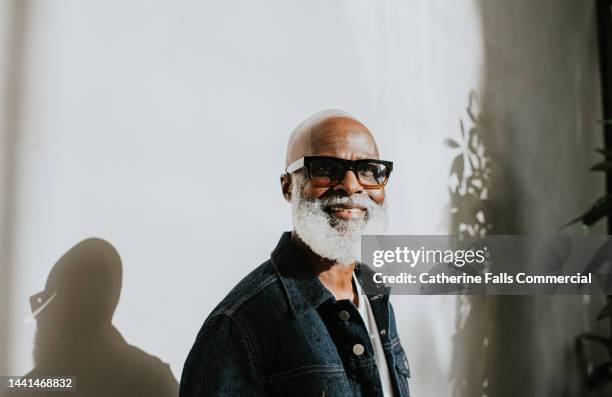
353,273,395,397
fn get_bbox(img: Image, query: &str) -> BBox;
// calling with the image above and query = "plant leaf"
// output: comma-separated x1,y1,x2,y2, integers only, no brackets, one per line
466,91,478,123
590,161,612,171
582,196,612,226
450,154,465,181
595,148,612,157
560,196,612,229
559,215,584,230
597,301,612,321
445,138,460,149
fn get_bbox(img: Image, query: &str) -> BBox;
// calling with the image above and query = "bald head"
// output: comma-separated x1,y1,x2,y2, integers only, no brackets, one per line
285,110,380,168
281,109,386,209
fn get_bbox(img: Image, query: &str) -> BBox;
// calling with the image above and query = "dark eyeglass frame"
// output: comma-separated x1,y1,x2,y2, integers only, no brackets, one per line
286,155,393,189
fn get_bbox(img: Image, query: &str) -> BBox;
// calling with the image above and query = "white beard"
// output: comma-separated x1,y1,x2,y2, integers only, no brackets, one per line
290,177,389,266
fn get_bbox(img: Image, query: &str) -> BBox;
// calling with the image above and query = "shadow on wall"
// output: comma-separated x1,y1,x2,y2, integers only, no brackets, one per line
450,1,606,397
444,91,496,397
2,238,178,397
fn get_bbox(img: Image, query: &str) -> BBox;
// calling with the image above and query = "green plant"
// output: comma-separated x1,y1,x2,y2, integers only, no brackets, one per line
571,119,612,392
562,120,612,230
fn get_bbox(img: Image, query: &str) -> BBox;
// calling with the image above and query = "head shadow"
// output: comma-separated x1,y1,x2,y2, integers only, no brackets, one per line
13,238,178,397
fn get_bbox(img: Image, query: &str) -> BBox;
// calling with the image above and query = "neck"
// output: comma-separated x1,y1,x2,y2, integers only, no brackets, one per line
291,230,358,305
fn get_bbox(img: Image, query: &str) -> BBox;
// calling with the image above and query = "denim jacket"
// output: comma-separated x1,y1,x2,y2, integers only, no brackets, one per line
180,232,410,396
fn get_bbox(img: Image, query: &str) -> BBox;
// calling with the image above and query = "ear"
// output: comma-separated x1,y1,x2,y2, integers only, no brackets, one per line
280,173,293,203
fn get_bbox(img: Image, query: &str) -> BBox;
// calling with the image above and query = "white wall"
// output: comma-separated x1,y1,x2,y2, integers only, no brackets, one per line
0,1,511,395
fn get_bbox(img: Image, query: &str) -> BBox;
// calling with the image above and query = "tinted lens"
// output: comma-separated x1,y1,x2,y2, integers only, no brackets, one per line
356,162,388,186
308,158,344,185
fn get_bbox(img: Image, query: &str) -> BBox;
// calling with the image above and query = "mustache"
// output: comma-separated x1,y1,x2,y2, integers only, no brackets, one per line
313,194,381,211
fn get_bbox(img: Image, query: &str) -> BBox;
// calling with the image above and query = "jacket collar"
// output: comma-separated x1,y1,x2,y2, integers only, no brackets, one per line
271,232,334,318
270,232,390,318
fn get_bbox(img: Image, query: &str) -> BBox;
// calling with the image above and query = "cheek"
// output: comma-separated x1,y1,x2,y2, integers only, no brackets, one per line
368,189,385,204
302,184,329,199
300,183,330,200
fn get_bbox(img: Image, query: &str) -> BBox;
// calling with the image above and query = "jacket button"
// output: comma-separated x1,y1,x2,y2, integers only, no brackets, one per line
379,329,386,335
352,344,365,356
338,310,350,321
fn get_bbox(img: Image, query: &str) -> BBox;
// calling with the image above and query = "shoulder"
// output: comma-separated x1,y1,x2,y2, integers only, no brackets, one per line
113,344,179,394
184,260,289,374
198,260,288,334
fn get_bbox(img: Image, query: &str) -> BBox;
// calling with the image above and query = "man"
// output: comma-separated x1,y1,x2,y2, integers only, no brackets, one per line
180,110,410,396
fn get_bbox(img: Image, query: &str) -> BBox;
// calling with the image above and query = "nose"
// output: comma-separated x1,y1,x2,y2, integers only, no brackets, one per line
332,170,363,196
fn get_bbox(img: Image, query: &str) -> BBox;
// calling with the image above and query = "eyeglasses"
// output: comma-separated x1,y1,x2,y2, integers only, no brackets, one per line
29,290,58,317
286,156,393,189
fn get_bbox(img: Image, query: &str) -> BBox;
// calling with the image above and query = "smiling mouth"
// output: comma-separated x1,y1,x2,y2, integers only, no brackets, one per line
325,204,367,219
